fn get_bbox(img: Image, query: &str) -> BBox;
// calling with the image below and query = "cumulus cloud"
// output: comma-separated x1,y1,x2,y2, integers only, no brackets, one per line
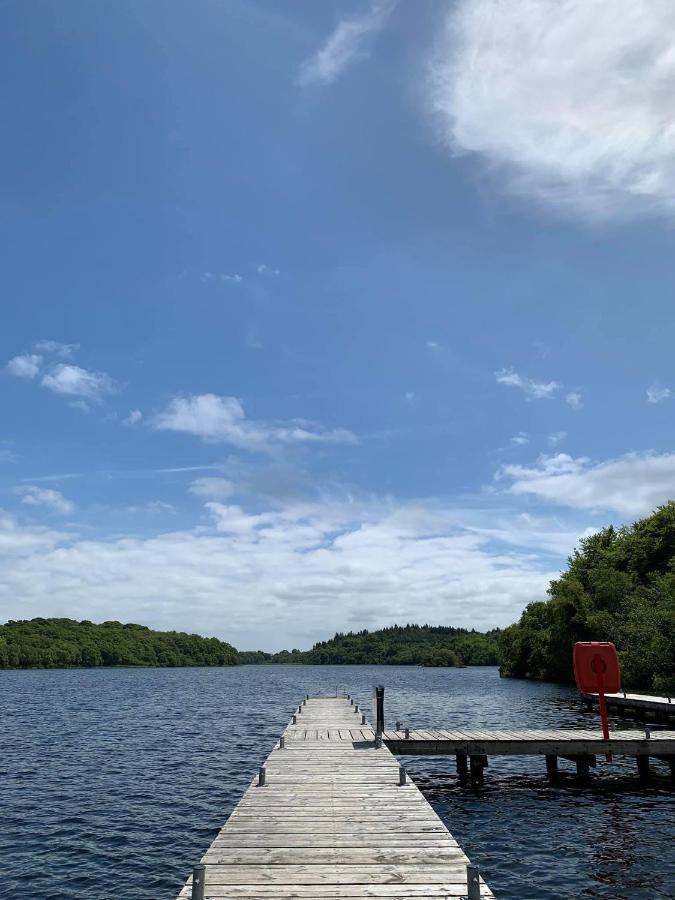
15,485,75,515
429,0,675,219
0,498,562,649
498,451,675,516
565,391,583,410
297,0,395,87
547,431,567,447
495,368,559,400
6,354,42,379
41,364,116,402
34,340,79,358
511,432,529,446
0,511,65,556
647,381,673,404
257,264,280,276
152,393,356,453
189,477,235,500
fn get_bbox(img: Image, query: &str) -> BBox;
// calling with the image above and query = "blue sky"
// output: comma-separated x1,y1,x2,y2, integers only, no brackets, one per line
2,0,675,649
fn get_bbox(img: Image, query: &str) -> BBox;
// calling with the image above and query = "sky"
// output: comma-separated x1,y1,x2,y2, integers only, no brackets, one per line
2,0,675,651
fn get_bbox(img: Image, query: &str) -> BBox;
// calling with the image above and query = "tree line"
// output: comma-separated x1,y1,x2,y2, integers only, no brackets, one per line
238,624,500,667
0,618,238,669
499,502,675,693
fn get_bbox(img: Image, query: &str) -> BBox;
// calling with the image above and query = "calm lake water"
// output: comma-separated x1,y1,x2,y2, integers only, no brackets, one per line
1,665,674,899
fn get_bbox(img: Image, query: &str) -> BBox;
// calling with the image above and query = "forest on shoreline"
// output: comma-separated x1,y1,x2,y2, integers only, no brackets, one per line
2,505,673,688
238,624,500,667
499,503,675,693
0,618,238,669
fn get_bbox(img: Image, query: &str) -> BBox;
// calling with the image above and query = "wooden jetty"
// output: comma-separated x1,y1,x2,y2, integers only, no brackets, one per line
177,696,494,900
383,727,675,783
581,690,675,721
176,691,675,899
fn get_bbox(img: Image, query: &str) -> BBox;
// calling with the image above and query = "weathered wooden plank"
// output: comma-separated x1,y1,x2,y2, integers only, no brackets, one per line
174,696,492,900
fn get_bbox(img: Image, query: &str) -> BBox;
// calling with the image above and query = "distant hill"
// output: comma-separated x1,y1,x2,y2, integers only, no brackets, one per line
500,502,675,693
239,624,501,667
0,617,238,669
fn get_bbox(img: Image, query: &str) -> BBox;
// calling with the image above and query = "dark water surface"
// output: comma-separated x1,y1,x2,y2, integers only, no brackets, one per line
2,665,673,899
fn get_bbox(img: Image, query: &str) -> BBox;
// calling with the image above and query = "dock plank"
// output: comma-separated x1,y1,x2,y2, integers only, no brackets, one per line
175,697,494,899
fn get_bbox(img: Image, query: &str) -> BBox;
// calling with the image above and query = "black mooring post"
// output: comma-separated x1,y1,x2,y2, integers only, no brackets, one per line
466,863,480,900
191,863,205,900
374,685,384,747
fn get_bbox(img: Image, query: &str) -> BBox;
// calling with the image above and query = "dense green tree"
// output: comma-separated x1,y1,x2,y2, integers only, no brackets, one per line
500,503,675,692
0,618,238,669
239,624,500,667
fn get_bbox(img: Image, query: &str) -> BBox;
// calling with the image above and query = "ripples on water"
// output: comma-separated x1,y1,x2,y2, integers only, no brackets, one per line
1,665,673,899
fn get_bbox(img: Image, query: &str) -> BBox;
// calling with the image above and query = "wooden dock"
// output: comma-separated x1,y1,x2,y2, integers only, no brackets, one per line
383,727,675,782
177,696,494,899
582,690,675,721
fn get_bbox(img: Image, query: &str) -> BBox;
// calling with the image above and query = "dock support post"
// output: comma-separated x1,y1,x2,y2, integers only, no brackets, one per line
292,715,297,725
279,735,285,750
361,714,367,725
191,863,206,900
258,766,266,786
636,755,650,782
575,756,591,781
399,766,407,786
405,727,410,740
355,704,359,713
456,751,468,779
396,721,402,731
545,754,558,780
466,863,480,900
469,754,487,786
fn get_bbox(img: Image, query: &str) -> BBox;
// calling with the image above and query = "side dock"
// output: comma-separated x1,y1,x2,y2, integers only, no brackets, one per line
581,690,675,721
177,695,494,899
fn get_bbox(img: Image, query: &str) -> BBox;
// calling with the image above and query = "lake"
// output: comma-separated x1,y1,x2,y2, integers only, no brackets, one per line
1,665,674,899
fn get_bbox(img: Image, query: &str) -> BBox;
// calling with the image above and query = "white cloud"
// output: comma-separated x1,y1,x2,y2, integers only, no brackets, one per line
404,391,416,406
565,391,583,410
297,1,395,87
257,264,280,276
647,381,673,404
34,340,79,358
189,477,235,500
498,451,675,516
511,432,529,446
202,272,243,284
0,498,562,649
495,367,559,400
0,511,65,556
41,364,116,402
152,393,356,453
15,485,75,515
6,354,42,379
123,409,143,426
547,431,567,447
430,0,675,219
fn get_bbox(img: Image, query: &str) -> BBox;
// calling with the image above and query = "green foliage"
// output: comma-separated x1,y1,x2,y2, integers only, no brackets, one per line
0,618,238,669
239,624,501,667
500,503,675,692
